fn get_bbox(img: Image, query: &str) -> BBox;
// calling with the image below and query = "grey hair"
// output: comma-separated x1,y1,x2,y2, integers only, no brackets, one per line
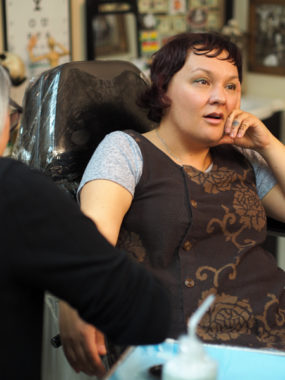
0,66,11,135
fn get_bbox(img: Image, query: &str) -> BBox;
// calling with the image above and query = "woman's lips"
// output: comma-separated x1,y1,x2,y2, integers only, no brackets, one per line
204,112,224,125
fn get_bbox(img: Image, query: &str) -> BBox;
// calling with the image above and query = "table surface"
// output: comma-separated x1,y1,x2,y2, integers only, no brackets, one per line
104,340,285,380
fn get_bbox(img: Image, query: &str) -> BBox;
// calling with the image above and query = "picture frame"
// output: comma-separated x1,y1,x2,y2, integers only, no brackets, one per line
169,0,187,15
2,0,71,78
92,14,129,57
85,0,140,59
138,0,169,14
187,0,227,31
248,0,285,75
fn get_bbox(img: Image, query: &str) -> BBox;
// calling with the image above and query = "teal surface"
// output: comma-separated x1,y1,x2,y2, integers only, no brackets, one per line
105,340,285,380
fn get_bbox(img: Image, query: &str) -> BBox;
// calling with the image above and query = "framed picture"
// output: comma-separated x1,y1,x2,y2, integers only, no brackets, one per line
2,0,71,78
187,0,227,31
92,14,129,57
248,0,285,75
85,0,140,59
171,15,188,32
187,6,209,29
138,0,168,14
169,0,187,15
156,16,172,34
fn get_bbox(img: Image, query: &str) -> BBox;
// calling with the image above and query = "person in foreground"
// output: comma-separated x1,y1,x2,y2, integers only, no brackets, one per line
0,66,171,380
59,32,285,374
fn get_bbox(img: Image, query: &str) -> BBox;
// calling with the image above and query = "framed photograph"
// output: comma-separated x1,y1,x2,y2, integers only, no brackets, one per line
189,0,222,8
138,0,169,14
92,14,129,57
2,0,71,78
187,0,226,31
207,10,223,29
156,16,172,34
85,0,140,59
187,6,209,29
171,15,188,32
248,0,285,75
169,0,187,15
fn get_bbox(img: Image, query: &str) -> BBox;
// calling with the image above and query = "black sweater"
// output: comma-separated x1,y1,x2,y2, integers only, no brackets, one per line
0,157,170,380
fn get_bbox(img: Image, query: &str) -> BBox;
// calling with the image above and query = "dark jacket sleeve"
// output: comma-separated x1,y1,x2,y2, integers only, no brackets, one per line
2,158,170,344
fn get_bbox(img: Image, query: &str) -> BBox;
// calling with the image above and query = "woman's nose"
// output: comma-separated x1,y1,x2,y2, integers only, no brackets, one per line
209,86,226,105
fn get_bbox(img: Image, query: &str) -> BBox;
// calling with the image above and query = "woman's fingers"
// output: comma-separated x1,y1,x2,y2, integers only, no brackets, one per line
228,118,251,138
225,109,259,138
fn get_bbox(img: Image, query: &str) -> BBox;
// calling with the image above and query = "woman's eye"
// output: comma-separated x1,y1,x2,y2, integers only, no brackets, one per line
194,78,209,85
226,83,237,90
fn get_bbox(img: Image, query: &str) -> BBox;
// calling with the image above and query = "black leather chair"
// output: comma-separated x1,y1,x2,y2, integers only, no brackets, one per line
12,60,154,199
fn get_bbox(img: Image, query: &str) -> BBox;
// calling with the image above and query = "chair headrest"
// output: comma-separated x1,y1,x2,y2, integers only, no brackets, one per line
12,60,155,198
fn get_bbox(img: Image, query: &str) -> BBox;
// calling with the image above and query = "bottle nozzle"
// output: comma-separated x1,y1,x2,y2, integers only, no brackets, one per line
187,294,215,337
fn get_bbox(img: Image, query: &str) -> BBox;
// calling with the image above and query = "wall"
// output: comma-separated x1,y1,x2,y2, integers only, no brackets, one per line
67,0,285,103
0,1,84,60
1,0,285,103
0,1,3,52
70,0,86,60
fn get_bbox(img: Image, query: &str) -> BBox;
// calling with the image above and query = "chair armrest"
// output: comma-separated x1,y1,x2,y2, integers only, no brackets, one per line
267,217,285,237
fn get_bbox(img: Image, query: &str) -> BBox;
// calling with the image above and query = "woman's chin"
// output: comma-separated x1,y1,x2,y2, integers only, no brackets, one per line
206,134,224,147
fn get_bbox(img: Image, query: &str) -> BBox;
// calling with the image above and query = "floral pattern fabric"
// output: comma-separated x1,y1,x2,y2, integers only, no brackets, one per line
117,131,285,350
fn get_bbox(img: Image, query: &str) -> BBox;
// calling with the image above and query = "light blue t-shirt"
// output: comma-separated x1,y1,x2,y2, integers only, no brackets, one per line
78,131,277,200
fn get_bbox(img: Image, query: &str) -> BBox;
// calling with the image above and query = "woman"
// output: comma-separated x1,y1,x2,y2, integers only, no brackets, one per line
59,32,285,374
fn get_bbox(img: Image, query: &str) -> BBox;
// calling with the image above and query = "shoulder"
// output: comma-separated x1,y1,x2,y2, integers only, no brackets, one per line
0,156,29,174
0,157,42,188
0,157,74,207
87,130,142,167
235,146,270,173
235,147,277,199
78,131,143,197
97,130,141,153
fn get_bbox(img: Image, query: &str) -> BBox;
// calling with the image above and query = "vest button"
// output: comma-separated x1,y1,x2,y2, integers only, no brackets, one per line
191,200,197,208
183,240,192,251
185,278,195,288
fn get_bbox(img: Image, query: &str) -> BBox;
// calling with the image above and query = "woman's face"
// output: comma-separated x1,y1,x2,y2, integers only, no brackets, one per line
162,50,241,147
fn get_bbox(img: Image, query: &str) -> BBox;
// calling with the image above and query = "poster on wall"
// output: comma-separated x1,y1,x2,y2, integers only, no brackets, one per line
2,0,71,78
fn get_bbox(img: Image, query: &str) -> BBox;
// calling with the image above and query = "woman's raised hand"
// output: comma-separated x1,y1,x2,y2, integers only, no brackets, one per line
218,109,273,152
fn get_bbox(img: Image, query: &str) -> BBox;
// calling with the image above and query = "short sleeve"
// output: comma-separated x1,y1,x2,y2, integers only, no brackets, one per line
240,148,277,199
78,131,143,198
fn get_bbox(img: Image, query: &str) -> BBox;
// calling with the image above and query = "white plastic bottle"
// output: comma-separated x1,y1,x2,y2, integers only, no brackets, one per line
162,295,218,380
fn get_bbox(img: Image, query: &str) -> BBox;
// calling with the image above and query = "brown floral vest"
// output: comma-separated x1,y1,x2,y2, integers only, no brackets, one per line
117,130,285,350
